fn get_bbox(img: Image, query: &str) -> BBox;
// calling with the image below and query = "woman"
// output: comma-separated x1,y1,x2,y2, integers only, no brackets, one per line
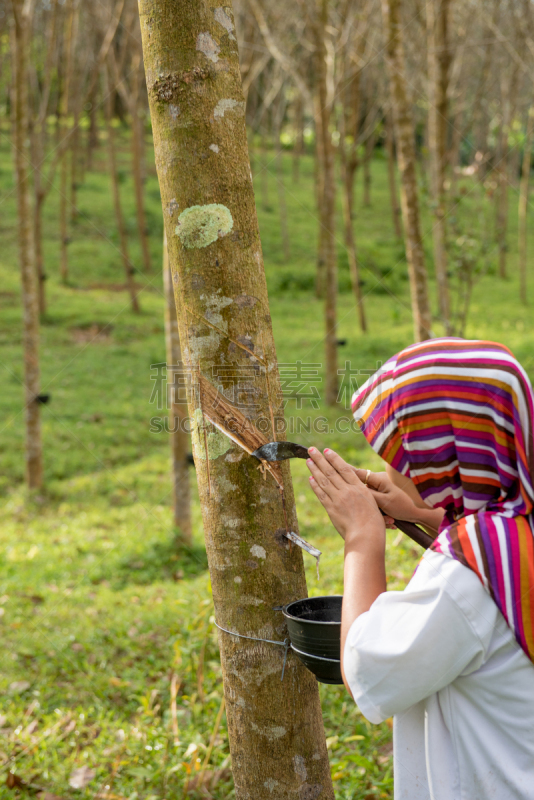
306,338,534,800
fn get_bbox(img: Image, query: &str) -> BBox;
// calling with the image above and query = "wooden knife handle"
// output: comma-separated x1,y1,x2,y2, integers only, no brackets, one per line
392,518,435,549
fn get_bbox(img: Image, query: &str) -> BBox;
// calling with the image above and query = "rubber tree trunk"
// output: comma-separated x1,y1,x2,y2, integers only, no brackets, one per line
131,54,153,273
103,68,140,313
137,3,334,798
260,129,270,211
338,106,366,331
382,0,432,341
314,0,338,405
385,106,402,238
86,83,99,170
292,93,304,183
314,113,326,299
274,93,290,262
362,127,376,207
518,105,534,305
31,141,47,316
495,67,519,280
163,233,191,542
70,104,81,223
427,0,451,333
11,0,43,489
59,0,75,284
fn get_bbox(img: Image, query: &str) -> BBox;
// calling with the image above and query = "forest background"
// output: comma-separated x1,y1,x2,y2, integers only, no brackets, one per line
2,0,534,797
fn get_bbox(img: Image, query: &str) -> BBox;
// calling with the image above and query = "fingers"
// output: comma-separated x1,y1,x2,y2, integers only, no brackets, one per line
307,447,345,490
307,457,336,498
322,449,359,484
309,475,332,508
352,468,389,493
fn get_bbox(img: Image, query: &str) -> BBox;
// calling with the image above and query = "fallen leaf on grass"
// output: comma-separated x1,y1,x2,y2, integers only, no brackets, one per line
109,677,130,688
69,767,96,789
6,772,25,789
9,681,30,694
37,793,65,800
22,719,38,736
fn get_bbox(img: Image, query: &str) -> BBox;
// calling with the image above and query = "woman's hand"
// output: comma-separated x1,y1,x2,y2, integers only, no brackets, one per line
306,448,385,550
352,468,421,523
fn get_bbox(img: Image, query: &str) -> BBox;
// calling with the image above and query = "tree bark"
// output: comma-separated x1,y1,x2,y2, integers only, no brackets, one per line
103,66,140,313
381,0,432,341
260,129,270,211
362,126,376,207
275,92,290,262
427,0,452,333
338,105,366,331
385,105,402,238
59,0,75,284
163,233,191,542
70,104,81,223
518,105,534,305
292,93,304,183
29,0,59,317
131,52,153,273
86,84,99,170
10,0,43,489
314,0,338,404
137,2,334,798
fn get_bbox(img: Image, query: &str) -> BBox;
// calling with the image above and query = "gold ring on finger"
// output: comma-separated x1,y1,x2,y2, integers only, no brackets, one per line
364,469,372,487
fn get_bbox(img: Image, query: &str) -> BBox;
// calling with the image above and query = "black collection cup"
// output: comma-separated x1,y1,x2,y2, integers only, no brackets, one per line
282,595,343,685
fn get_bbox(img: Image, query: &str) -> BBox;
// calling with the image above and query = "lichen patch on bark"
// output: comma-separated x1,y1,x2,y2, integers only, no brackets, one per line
175,204,233,249
214,7,236,40
294,755,308,781
167,198,179,217
250,544,266,560
251,721,287,740
214,98,246,118
196,31,220,62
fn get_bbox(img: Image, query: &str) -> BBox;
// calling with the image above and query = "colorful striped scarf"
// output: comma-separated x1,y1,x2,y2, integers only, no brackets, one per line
351,338,534,662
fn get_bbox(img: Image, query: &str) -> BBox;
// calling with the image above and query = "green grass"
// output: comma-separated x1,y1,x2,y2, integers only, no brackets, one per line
1,126,534,799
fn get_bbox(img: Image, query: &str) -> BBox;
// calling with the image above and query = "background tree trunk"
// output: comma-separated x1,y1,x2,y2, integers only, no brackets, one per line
362,125,377,207
381,0,432,341
138,2,335,797
427,0,452,333
385,105,402,237
11,0,43,489
59,0,75,285
314,0,338,405
103,66,140,313
338,103,367,331
163,233,191,542
274,91,291,261
292,93,304,183
130,50,153,273
518,104,534,304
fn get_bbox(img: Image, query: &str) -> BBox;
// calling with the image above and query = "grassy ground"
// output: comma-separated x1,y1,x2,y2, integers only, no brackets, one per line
1,125,534,799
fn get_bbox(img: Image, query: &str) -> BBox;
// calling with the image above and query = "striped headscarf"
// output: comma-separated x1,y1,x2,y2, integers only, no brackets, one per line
351,338,534,662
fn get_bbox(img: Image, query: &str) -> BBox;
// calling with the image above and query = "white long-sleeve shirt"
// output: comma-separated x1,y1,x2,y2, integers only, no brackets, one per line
344,549,534,800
